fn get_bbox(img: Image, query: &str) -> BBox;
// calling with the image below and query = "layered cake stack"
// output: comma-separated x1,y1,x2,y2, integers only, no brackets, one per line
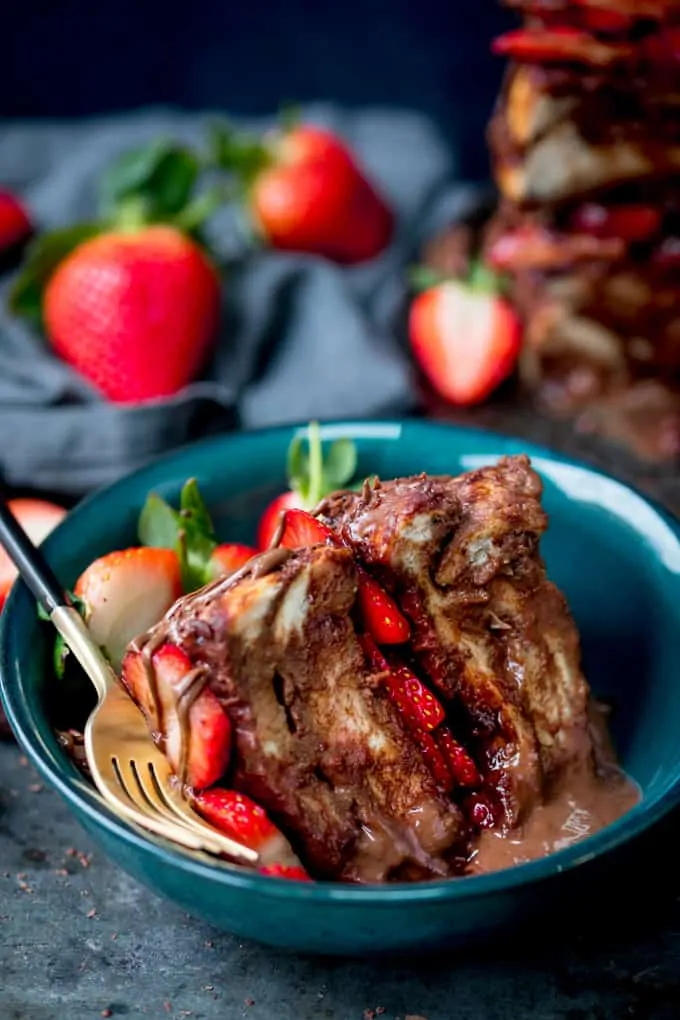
485,0,680,458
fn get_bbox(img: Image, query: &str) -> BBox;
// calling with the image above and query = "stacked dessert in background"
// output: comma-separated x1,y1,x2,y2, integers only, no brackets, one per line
436,0,680,459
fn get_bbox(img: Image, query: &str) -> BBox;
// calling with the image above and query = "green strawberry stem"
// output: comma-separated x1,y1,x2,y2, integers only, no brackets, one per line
306,421,324,508
114,196,150,232
208,120,272,187
138,479,218,594
286,421,358,507
407,265,453,292
408,259,508,296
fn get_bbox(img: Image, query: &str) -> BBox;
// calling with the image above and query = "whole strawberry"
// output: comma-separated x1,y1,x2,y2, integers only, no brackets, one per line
11,141,222,403
43,226,219,402
212,117,393,264
0,189,31,259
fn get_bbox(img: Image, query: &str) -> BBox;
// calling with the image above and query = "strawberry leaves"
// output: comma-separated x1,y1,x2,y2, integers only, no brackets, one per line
286,421,358,509
208,119,273,186
138,479,217,593
10,138,222,325
99,139,200,222
408,259,509,297
10,224,102,325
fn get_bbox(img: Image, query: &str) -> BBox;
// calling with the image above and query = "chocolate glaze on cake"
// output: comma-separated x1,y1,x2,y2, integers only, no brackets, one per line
122,457,639,882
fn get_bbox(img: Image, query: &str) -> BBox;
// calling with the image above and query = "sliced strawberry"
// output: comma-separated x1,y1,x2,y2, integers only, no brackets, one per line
122,643,231,790
193,788,278,848
409,275,521,408
570,203,661,242
277,511,409,643
210,543,258,578
194,787,304,869
437,727,481,788
360,635,444,731
276,508,336,549
257,490,305,550
258,863,311,881
387,665,445,732
359,632,390,672
492,27,633,66
356,567,410,645
412,728,453,793
0,499,66,612
75,547,182,669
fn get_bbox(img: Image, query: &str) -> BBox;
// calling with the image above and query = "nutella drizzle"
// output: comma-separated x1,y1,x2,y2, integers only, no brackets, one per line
130,546,294,789
117,486,640,881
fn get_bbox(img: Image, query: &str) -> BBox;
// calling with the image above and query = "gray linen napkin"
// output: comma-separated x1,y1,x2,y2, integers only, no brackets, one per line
0,104,475,494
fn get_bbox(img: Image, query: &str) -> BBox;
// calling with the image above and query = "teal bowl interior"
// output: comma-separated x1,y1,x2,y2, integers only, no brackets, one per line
2,420,680,955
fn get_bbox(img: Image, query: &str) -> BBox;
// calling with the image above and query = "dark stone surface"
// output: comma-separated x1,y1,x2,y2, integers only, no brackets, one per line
1,744,679,1020
2,408,680,1019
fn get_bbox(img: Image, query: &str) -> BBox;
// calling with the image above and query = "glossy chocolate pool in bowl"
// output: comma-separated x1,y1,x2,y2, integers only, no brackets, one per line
1,421,680,955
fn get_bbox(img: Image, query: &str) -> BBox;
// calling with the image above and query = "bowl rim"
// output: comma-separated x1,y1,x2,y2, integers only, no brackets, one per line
2,417,680,905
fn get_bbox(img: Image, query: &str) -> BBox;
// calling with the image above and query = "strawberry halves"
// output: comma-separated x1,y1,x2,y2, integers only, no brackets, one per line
277,509,410,645
193,787,308,874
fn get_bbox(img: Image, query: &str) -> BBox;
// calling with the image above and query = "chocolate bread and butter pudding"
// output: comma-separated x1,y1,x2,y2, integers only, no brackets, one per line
122,456,639,882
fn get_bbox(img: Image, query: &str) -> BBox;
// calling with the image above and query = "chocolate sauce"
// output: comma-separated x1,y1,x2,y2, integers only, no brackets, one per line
468,703,640,875
120,510,639,881
468,765,640,875
128,546,293,789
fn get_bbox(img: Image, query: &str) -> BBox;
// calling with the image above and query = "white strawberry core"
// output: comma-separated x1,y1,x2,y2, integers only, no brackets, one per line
437,285,496,397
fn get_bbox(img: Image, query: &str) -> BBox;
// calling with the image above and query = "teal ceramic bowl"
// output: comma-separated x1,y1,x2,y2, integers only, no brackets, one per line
2,421,680,955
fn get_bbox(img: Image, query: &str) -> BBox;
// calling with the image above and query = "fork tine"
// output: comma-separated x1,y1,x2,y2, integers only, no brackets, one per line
143,762,259,864
88,747,230,856
109,755,258,864
95,758,217,853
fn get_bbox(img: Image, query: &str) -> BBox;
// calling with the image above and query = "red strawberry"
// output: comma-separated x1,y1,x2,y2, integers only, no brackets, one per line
387,664,445,732
233,123,393,264
356,567,410,645
276,508,335,549
43,226,220,403
122,643,231,790
570,203,661,242
74,547,182,669
210,543,258,578
258,863,311,881
466,792,497,830
256,422,359,550
193,788,277,848
193,787,304,869
359,632,390,672
0,499,66,612
411,728,453,793
491,27,632,66
360,635,445,732
437,727,481,788
277,510,410,644
257,491,305,550
409,268,521,407
577,7,634,34
0,191,32,255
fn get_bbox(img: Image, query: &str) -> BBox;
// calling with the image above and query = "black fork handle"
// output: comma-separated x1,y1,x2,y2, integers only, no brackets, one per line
0,500,67,616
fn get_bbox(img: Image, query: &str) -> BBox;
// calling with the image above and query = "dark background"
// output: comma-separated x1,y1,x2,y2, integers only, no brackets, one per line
1,1,515,180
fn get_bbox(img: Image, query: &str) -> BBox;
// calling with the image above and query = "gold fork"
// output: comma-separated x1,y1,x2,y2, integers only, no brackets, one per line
0,500,258,866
